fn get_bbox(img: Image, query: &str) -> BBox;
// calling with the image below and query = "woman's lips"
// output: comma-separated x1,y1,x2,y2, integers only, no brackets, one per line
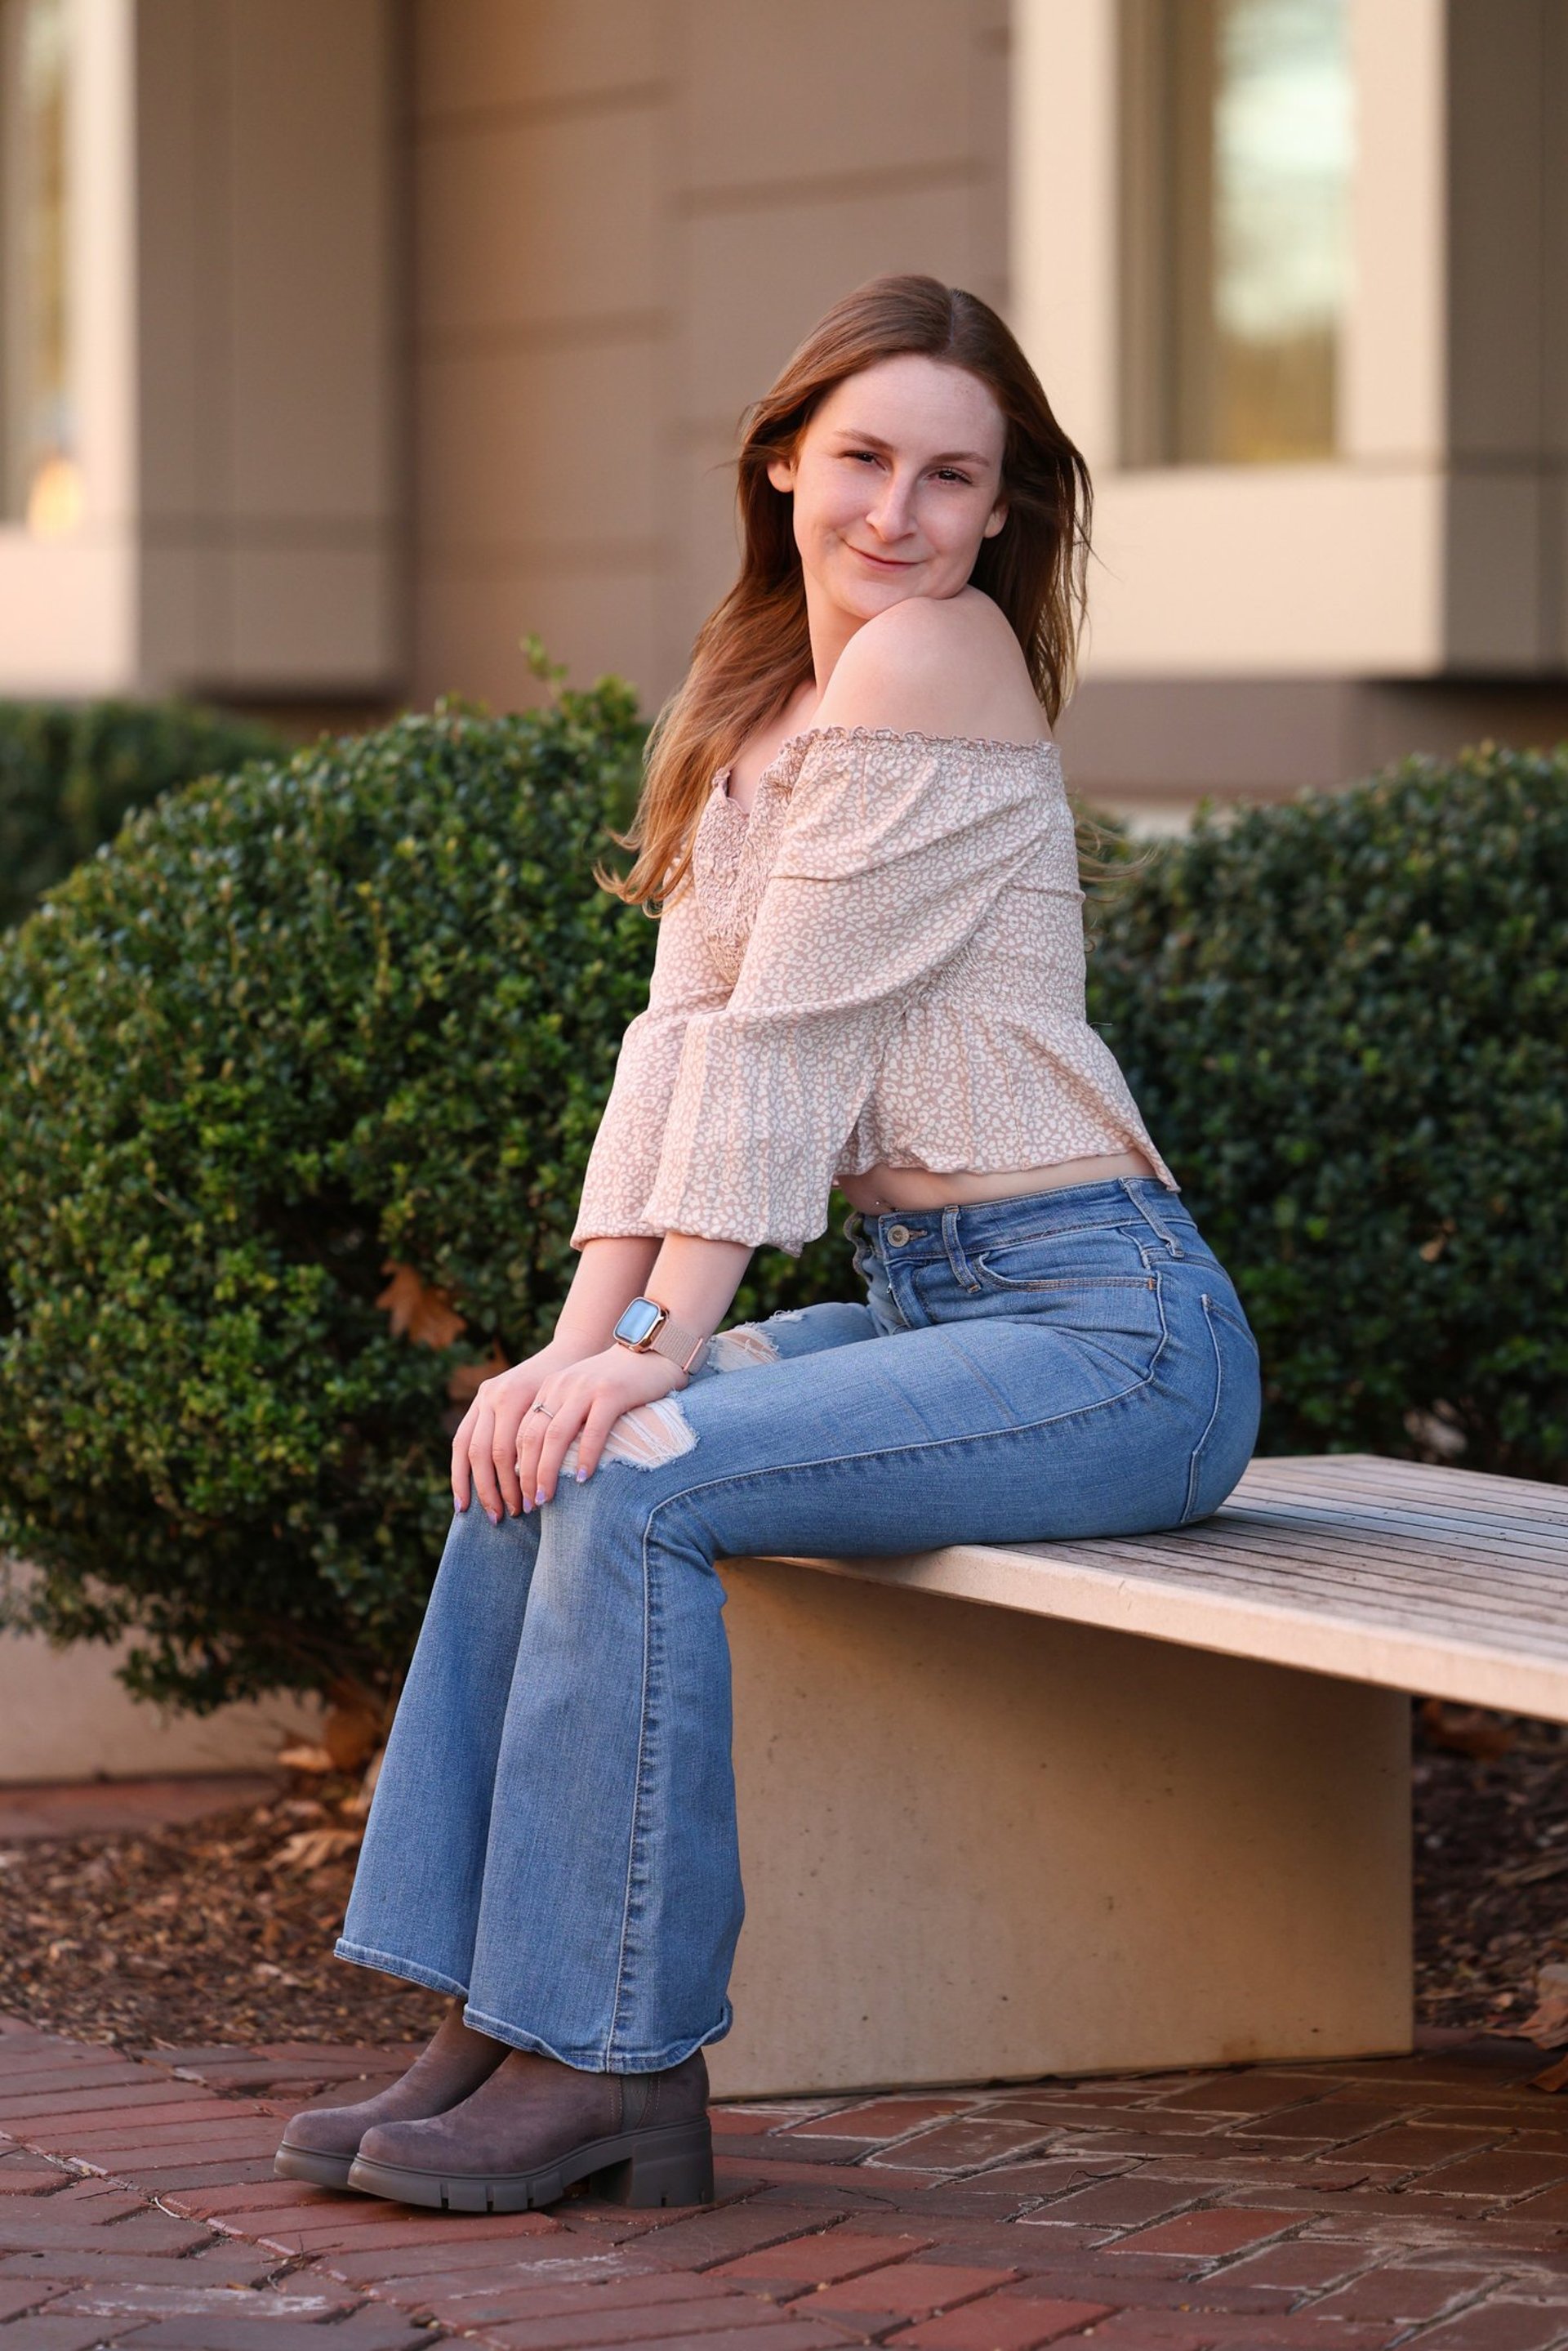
849,546,918,569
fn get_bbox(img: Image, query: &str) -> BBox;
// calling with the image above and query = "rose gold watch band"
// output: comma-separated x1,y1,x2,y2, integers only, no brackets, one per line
648,1309,708,1375
625,1300,708,1375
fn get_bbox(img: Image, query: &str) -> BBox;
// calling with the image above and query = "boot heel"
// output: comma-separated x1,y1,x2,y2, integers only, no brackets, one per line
593,2121,714,2208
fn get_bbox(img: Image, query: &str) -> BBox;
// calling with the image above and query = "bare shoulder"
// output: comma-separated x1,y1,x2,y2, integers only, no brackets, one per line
813,590,1052,746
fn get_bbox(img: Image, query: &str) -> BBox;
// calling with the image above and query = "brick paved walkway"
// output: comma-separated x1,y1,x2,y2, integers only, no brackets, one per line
9,2014,1568,2350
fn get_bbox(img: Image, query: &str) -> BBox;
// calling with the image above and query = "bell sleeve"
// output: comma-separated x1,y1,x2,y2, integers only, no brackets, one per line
639,729,1051,1257
570,873,735,1247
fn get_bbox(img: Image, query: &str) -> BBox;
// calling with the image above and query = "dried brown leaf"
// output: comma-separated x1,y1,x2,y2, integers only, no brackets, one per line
342,1746,385,1821
271,1826,363,1874
1419,1698,1517,1760
1513,1965,1568,2053
376,1259,466,1349
448,1343,507,1405
322,1700,382,1774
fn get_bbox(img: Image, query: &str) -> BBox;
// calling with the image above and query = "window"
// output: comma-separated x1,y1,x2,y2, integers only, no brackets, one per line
1122,0,1354,466
1,0,80,533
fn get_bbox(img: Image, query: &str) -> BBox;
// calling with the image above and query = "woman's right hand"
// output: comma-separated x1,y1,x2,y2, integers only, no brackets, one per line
451,1337,599,1522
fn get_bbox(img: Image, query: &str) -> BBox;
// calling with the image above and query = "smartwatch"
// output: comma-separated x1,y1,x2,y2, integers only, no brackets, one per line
612,1295,709,1376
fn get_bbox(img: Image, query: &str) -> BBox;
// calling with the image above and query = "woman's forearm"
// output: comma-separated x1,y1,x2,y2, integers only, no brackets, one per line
553,1236,662,1352
554,1231,754,1366
644,1232,755,1360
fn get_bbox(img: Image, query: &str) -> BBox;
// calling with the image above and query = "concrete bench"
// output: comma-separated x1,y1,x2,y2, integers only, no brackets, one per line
710,1453,1568,2099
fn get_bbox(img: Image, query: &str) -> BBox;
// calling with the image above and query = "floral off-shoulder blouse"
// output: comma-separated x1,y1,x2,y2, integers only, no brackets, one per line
570,725,1178,1261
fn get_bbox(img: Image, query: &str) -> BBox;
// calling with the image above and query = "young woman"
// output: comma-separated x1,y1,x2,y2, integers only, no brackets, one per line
275,274,1261,2214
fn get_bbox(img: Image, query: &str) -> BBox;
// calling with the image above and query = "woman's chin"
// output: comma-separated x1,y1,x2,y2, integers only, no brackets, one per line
826,573,924,623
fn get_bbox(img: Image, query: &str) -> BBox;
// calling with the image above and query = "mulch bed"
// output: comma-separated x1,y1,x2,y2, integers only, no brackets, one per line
4,1700,1568,2055
1414,1700,1568,2039
0,1771,443,2051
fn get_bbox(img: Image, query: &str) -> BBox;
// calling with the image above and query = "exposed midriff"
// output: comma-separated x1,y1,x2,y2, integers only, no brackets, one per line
837,1148,1158,1217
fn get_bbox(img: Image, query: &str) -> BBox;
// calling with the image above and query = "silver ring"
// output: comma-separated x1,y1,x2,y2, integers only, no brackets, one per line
530,1400,555,1418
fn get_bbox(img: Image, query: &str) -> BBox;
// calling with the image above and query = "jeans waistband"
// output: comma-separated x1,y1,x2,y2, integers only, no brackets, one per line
844,1177,1194,1265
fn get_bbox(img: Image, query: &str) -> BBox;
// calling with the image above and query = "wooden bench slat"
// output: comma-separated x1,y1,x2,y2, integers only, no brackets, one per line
1245,1456,1565,1507
1238,1497,1568,1555
1150,1508,1568,1587
1003,1531,1568,1635
1241,1474,1566,1533
1017,1538,1568,1639
1245,1456,1568,1523
1187,1511,1568,1579
753,1453,1568,1724
1052,1524,1568,1623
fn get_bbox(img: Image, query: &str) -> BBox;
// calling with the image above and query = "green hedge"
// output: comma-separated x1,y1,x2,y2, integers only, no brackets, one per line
0,688,852,1714
1,713,1561,1717
1087,743,1567,1479
0,698,288,926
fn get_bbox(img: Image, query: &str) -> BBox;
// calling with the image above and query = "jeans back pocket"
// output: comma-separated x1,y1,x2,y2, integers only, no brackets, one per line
1181,1290,1263,1523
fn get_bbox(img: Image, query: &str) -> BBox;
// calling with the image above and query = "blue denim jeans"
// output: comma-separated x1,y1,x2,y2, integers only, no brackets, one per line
337,1177,1261,2072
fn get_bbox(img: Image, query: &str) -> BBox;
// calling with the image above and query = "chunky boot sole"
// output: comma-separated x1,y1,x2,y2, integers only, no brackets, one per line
346,2117,714,2214
273,2140,359,2191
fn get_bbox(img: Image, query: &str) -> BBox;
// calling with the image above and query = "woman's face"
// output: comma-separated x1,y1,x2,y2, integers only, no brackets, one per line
767,355,1008,627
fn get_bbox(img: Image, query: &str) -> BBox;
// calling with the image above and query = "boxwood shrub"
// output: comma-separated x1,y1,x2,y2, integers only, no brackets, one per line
0,687,856,1714
0,698,290,926
1087,743,1567,1479
2,710,1561,1717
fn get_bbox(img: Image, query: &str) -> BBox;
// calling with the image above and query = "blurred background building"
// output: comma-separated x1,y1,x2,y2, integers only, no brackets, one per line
2,0,1566,824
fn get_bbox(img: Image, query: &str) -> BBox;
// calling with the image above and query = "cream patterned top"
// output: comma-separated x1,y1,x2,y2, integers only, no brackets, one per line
571,726,1178,1260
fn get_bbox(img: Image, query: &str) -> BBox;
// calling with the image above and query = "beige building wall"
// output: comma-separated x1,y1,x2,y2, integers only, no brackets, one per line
408,0,1010,716
1017,0,1568,823
0,1564,321,1783
134,0,403,698
407,0,1568,822
0,0,403,704
5,0,1567,798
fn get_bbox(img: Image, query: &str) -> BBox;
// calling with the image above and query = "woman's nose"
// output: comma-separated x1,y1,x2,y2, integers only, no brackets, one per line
865,475,915,538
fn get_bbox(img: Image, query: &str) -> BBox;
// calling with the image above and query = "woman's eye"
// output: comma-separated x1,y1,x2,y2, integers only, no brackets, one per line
934,468,973,485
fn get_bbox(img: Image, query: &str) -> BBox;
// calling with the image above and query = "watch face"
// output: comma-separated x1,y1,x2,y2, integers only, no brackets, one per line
613,1297,665,1348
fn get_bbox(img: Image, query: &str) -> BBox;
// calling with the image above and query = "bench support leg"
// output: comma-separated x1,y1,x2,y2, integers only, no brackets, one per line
712,1558,1412,2099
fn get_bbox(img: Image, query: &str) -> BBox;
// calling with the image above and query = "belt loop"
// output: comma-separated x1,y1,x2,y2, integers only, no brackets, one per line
942,1203,983,1292
1119,1176,1183,1256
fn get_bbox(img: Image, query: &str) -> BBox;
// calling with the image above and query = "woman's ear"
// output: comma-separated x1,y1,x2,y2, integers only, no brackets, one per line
766,454,796,494
982,497,1008,541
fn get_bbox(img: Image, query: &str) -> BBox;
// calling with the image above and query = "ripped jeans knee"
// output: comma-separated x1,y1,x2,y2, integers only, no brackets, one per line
557,1318,785,1473
703,1321,783,1373
559,1394,697,1473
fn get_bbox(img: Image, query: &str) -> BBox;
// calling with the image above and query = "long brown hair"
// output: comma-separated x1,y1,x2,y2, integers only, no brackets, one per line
599,273,1094,910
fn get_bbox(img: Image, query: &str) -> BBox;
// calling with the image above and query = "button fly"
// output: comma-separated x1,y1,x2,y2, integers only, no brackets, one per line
885,1223,912,1245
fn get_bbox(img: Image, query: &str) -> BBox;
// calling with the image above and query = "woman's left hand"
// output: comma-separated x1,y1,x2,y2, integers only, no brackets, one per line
518,1343,691,1508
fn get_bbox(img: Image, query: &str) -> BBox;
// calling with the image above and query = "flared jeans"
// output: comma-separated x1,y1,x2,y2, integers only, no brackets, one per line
337,1177,1262,2071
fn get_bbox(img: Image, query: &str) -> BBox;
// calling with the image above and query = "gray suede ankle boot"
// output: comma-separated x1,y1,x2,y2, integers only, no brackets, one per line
346,2044,713,2213
274,2000,509,2189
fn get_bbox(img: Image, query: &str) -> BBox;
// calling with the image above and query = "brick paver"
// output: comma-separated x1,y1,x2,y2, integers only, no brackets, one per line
893,2297,1115,2349
8,2014,1568,2349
